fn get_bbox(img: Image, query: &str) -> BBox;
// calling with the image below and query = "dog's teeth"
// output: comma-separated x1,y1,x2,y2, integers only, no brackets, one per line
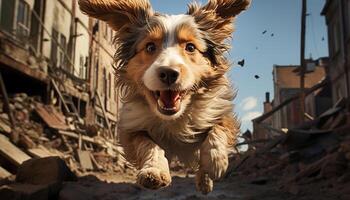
157,99,165,108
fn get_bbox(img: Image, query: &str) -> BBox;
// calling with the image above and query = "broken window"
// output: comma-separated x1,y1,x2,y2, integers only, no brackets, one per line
50,29,68,70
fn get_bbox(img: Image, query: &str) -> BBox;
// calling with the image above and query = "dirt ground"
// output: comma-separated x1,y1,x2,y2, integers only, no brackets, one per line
58,172,311,200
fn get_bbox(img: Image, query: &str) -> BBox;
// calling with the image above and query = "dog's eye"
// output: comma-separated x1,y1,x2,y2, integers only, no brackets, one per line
146,42,156,54
185,43,196,52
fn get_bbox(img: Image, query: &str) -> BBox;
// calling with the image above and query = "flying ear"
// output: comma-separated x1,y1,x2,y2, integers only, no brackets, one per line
78,0,153,31
201,0,251,19
188,0,251,43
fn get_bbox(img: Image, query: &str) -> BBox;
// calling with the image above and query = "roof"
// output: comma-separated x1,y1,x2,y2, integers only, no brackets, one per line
273,65,325,89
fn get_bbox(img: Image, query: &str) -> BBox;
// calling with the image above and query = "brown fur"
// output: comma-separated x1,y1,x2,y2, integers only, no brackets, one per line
79,0,250,194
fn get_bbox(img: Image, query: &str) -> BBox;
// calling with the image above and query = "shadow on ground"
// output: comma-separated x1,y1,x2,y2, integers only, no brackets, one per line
59,175,294,200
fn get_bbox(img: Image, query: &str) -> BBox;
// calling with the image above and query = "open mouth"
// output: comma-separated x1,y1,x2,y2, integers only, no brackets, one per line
152,90,185,115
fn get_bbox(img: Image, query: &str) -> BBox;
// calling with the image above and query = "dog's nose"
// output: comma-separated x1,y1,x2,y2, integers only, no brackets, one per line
158,67,179,85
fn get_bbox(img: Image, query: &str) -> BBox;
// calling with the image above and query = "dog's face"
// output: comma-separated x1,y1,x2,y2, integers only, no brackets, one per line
79,0,250,120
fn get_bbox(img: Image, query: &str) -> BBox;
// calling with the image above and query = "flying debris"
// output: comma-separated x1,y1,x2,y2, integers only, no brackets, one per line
256,47,259,50
238,59,245,67
262,30,267,34
254,75,260,79
271,33,274,37
322,37,325,41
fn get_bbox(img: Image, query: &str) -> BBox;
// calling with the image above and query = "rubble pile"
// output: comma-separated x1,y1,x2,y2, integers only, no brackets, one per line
228,98,350,199
0,93,128,192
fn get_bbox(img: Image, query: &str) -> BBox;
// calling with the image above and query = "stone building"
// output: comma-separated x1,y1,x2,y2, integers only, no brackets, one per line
0,0,118,132
322,0,350,103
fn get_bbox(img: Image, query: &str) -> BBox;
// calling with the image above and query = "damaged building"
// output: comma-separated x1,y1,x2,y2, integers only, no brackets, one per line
0,0,118,132
0,0,124,182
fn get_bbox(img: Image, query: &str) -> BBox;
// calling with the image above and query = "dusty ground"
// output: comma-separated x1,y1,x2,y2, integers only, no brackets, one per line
58,172,298,200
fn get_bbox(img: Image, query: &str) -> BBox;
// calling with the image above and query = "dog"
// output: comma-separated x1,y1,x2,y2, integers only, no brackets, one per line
79,0,250,194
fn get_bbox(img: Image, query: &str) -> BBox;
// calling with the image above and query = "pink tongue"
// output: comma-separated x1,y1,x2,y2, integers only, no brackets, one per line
160,90,180,108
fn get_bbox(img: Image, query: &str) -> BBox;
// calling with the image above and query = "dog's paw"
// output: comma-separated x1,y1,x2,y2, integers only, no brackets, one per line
137,167,171,190
195,171,213,195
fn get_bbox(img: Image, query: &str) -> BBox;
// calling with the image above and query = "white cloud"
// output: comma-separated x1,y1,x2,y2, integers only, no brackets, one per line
240,97,258,111
241,111,262,122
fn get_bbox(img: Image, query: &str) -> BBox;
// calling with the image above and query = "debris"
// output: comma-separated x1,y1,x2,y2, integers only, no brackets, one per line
262,30,267,34
76,150,93,171
254,75,260,79
238,59,245,67
16,157,77,185
229,98,350,198
35,104,70,131
0,134,31,166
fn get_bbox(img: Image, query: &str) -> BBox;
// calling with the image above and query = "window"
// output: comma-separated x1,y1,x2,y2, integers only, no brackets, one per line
50,29,68,70
50,29,58,66
108,73,112,98
104,22,108,39
58,34,67,69
103,68,107,96
0,0,15,34
16,0,30,40
79,56,87,80
94,57,99,91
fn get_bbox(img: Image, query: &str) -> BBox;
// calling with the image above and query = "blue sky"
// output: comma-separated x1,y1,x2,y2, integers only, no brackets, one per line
149,0,329,132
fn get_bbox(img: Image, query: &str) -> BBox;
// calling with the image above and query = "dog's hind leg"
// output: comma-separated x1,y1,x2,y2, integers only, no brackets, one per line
119,131,171,189
196,118,235,194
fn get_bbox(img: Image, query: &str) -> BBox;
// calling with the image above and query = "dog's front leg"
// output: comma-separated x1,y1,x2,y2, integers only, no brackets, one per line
120,131,171,189
196,125,230,194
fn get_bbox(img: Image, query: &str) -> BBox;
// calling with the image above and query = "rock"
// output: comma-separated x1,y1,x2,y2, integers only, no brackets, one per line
0,113,9,120
0,182,61,200
0,119,11,134
14,102,24,110
16,157,77,185
15,93,28,99
13,96,24,104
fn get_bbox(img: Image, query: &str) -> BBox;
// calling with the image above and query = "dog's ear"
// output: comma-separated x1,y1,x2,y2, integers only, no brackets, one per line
78,0,153,31
188,0,251,43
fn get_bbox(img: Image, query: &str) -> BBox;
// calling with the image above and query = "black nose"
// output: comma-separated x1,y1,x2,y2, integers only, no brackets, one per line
158,67,180,85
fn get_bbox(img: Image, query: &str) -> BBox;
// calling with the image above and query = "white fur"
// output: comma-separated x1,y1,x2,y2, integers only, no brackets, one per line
119,82,233,166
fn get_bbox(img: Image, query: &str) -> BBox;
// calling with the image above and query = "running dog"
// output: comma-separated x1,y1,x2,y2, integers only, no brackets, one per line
79,0,250,194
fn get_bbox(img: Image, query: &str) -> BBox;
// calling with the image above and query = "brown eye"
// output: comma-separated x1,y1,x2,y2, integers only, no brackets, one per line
185,43,196,52
146,42,156,53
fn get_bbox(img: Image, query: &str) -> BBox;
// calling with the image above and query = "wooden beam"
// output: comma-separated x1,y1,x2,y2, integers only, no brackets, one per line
0,134,31,166
0,166,12,179
253,79,328,123
95,91,113,140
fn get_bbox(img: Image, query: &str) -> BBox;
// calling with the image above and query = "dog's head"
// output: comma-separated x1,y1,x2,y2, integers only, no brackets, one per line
79,0,250,120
